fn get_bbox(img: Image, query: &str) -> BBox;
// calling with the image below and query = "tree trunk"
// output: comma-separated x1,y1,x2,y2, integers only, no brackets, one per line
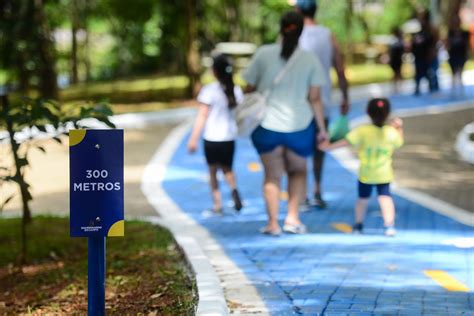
70,0,79,84
185,0,201,97
226,0,240,42
345,0,354,65
34,0,58,99
1,95,31,264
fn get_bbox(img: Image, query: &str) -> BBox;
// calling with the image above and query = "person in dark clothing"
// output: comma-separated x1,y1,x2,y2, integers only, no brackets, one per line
411,10,439,95
446,15,470,92
389,27,404,93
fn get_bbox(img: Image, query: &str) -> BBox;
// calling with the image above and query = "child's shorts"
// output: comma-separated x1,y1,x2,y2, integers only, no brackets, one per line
358,181,391,198
203,140,235,168
251,121,315,157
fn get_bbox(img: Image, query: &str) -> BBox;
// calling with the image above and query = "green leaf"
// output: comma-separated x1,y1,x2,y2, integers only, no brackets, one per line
0,194,16,211
36,146,46,153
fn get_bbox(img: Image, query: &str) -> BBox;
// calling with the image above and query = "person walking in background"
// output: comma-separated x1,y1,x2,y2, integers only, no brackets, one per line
295,0,350,209
243,11,328,235
446,15,470,93
411,10,439,95
187,54,243,214
389,27,405,93
319,98,404,236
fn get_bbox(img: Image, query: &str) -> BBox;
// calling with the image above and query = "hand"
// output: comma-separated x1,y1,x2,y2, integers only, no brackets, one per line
318,139,330,151
317,130,328,144
390,117,403,129
187,140,197,153
340,99,350,115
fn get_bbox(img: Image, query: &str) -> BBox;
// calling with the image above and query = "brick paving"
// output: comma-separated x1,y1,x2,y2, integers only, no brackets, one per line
163,86,474,314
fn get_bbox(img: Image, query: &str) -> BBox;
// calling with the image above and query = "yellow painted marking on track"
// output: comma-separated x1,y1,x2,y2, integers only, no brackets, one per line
331,222,353,234
280,191,288,201
424,270,470,292
247,162,262,172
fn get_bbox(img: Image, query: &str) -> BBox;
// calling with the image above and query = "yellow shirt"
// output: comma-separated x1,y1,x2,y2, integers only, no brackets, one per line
346,124,403,184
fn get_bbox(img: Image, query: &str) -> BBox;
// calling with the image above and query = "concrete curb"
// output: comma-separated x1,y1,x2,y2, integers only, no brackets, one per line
141,120,228,315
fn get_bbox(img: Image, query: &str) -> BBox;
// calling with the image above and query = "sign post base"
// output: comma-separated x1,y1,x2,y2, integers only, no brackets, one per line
88,237,106,316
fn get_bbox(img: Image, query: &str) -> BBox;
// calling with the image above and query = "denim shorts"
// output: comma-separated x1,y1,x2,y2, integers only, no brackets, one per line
358,181,391,198
251,121,315,157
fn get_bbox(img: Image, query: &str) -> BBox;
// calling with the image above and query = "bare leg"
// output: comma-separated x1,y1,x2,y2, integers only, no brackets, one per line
222,167,243,211
260,147,285,231
355,198,369,224
208,165,221,211
313,146,324,196
378,195,395,227
284,149,307,226
222,167,237,190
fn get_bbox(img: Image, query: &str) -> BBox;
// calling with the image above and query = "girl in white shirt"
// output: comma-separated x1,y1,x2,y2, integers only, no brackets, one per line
187,54,243,214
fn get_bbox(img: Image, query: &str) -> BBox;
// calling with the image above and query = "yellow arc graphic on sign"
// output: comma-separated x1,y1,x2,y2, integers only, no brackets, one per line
69,130,87,146
424,270,470,292
108,220,124,237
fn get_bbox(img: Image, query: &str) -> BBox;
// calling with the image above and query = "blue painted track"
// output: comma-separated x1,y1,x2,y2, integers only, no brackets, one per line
163,87,474,315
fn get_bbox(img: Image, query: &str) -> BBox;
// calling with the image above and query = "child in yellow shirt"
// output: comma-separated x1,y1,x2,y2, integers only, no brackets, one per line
319,98,404,236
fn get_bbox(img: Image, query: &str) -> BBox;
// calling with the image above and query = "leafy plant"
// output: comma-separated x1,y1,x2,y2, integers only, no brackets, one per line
0,94,114,263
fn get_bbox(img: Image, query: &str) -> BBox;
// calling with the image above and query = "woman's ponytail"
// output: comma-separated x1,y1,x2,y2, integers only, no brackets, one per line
280,11,304,60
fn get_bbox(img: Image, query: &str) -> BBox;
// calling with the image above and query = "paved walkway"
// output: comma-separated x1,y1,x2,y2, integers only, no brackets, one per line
162,86,474,314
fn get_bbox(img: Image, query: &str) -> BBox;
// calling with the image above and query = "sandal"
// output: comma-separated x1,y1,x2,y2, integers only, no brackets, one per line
283,223,307,234
259,226,282,236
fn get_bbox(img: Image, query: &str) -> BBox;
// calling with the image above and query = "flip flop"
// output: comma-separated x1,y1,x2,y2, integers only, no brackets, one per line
259,226,282,236
283,223,307,234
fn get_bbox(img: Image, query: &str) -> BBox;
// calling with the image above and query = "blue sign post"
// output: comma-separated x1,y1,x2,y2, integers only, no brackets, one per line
69,129,124,316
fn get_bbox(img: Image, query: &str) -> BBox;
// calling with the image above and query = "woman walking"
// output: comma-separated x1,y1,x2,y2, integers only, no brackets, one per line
242,11,327,235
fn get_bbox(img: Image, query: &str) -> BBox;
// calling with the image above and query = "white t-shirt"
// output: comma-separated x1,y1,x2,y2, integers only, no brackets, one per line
197,82,243,142
299,24,333,111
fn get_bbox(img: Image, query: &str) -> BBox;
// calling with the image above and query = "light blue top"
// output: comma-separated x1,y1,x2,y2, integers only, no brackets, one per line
242,43,326,132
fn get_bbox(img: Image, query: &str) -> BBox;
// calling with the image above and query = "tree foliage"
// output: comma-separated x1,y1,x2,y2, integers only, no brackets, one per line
0,93,114,263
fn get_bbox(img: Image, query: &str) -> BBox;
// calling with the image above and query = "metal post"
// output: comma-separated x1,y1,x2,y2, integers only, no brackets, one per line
88,237,106,316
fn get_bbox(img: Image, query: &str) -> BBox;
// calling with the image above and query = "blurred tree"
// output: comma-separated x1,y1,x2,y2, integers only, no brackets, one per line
96,0,156,76
0,0,58,99
185,0,201,97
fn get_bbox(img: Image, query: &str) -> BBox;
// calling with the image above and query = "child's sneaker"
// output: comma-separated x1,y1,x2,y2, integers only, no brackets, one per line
299,198,313,212
232,189,243,211
312,193,327,209
352,223,363,234
384,226,397,237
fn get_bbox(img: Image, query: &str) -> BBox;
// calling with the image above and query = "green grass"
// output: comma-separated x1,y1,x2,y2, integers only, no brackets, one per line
0,216,197,314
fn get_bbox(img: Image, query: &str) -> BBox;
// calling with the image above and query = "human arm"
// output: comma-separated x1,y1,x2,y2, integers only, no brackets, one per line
331,34,350,115
318,139,350,151
187,103,210,153
390,117,404,142
308,86,328,143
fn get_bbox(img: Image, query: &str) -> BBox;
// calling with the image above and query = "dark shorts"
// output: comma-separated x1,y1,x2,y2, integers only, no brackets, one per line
203,140,235,168
358,181,391,198
251,121,315,157
448,58,466,74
